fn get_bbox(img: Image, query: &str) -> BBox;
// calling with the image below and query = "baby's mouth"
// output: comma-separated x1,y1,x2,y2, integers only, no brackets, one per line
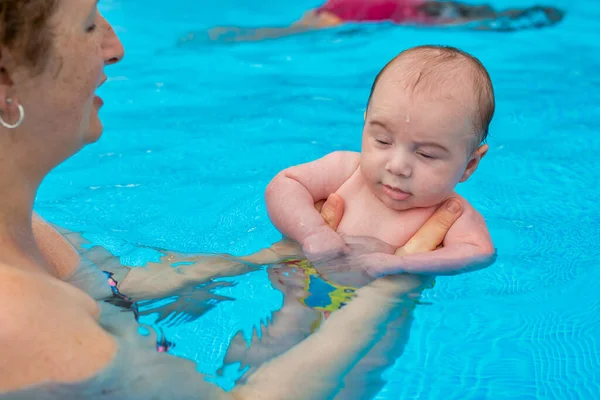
382,184,411,201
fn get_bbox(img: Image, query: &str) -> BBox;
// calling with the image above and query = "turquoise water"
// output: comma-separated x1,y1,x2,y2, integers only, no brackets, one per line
36,0,600,398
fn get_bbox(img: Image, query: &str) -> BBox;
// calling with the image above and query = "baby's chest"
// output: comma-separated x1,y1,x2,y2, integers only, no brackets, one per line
335,187,434,249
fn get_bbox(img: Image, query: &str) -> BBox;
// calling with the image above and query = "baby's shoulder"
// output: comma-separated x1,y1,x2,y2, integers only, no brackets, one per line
317,151,361,182
444,193,494,250
322,150,361,165
451,193,484,218
446,193,491,237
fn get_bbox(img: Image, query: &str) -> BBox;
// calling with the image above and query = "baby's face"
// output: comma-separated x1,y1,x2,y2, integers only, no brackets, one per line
360,70,486,211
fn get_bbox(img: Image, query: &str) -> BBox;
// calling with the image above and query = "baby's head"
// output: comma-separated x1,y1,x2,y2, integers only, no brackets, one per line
360,45,494,210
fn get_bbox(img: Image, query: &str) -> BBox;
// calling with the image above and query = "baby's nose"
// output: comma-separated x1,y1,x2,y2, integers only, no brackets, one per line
386,156,412,177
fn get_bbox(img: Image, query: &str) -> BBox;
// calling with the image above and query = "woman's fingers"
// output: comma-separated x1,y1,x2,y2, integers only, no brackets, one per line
395,198,463,256
314,199,326,213
319,193,345,231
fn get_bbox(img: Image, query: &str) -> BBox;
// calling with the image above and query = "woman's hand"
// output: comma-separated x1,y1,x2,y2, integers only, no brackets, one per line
313,195,464,284
320,194,463,258
394,198,463,256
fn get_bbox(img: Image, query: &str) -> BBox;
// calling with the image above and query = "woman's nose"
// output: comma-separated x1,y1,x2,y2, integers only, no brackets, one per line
100,14,125,66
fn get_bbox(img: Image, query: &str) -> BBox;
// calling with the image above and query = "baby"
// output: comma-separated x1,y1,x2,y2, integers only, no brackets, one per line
265,45,496,277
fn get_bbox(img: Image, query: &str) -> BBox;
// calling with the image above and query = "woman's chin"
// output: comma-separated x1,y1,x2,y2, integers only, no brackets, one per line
85,123,104,144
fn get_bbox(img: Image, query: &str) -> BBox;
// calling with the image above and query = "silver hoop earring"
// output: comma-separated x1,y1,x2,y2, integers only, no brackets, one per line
0,99,25,129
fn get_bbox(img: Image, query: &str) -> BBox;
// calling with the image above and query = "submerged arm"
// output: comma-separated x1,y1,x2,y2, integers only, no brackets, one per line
32,195,344,300
32,213,253,299
115,195,346,299
203,10,343,43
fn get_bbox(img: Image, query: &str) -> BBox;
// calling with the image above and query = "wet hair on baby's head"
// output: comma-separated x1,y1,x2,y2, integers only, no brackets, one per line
367,45,495,145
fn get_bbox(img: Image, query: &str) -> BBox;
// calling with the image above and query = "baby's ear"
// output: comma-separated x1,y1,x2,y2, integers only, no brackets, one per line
460,144,488,182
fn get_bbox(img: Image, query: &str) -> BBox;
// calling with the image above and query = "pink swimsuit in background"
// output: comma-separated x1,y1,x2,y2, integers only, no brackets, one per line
315,0,435,24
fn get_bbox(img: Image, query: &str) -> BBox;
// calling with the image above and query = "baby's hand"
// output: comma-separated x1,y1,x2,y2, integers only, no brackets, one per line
301,226,348,262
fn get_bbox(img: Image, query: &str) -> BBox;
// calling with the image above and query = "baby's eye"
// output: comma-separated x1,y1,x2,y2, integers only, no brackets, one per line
375,138,391,145
418,152,436,159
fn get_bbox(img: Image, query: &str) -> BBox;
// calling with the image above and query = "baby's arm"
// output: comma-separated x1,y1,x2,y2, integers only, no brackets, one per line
363,199,496,276
265,151,360,258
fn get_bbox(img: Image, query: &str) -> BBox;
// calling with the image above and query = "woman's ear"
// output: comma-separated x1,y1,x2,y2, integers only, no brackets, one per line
0,49,16,110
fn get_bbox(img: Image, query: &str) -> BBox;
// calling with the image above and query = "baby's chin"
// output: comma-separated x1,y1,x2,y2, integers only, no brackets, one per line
377,194,416,211
379,193,446,211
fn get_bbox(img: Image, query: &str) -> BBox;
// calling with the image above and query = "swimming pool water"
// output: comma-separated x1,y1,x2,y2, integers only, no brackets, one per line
36,0,600,398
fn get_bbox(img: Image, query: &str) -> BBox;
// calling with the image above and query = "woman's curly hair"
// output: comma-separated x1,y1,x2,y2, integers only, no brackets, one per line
0,0,58,73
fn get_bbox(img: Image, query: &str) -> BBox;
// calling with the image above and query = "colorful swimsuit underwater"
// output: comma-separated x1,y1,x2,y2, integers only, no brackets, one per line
281,258,357,330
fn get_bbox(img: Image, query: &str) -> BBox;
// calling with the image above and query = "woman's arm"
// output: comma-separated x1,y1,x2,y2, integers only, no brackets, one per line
31,195,345,301
5,198,462,399
32,213,244,300
357,200,496,277
194,10,343,43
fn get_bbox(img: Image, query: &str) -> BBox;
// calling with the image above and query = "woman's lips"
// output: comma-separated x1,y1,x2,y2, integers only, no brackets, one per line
93,95,104,107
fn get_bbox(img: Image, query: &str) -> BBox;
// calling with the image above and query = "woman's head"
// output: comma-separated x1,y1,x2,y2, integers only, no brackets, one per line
0,0,124,181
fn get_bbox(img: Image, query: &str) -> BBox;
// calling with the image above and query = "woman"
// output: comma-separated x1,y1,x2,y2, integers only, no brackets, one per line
0,0,466,398
202,0,564,42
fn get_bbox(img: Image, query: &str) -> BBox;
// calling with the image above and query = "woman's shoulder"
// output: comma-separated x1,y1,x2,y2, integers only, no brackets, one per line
0,263,100,324
32,213,82,279
0,263,51,303
0,263,117,393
